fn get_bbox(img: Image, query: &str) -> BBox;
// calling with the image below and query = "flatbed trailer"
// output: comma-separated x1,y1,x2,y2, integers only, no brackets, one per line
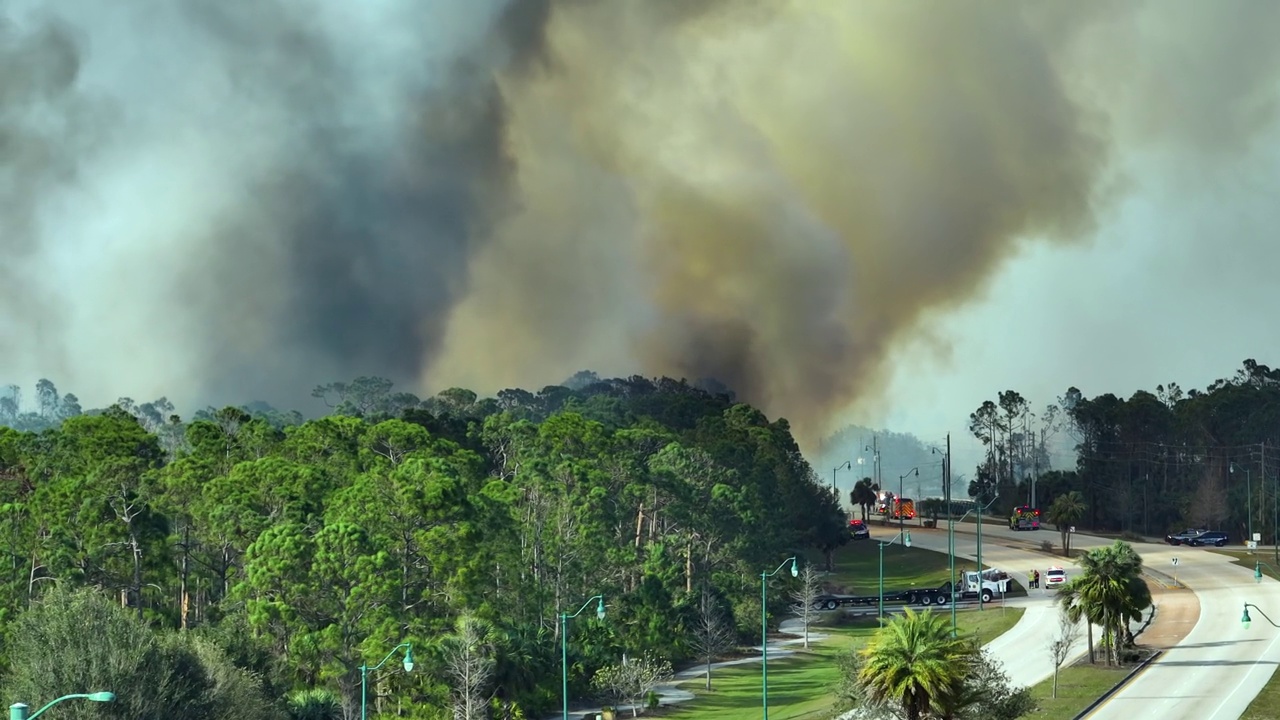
804,570,1013,611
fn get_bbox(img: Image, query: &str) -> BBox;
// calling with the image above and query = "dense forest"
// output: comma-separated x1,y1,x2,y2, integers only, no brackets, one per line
965,360,1280,542
0,373,846,719
0,359,1276,718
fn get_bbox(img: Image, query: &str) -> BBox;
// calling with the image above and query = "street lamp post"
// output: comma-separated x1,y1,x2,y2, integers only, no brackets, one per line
863,440,880,495
1242,603,1280,629
1232,462,1253,547
833,460,853,506
561,595,606,720
970,492,1000,612
10,692,114,720
1254,561,1279,584
931,437,954,635
877,531,913,620
360,643,414,720
761,557,798,720
898,468,919,534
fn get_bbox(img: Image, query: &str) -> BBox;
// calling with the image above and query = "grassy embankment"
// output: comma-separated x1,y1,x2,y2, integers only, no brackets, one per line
657,541,1026,719
1021,663,1133,720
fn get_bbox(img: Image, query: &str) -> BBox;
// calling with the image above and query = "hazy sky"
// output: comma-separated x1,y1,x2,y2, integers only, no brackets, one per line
877,121,1280,476
2,0,1278,481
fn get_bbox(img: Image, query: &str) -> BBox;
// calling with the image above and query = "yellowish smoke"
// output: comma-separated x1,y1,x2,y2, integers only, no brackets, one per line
427,0,1107,441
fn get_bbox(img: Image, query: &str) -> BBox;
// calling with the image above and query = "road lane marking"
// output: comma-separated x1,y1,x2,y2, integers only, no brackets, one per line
1207,609,1280,719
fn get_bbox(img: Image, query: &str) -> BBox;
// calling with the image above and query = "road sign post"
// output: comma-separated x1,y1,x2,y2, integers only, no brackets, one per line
1172,557,1179,587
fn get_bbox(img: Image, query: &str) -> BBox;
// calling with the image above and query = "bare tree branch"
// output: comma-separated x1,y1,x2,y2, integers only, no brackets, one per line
441,615,497,720
789,564,823,649
1049,611,1082,699
690,586,737,690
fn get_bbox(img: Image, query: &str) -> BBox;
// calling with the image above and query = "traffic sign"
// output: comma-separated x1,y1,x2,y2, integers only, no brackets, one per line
1172,558,1179,566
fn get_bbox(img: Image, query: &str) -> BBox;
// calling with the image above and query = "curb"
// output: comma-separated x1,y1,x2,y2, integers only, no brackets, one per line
1070,649,1164,720
1143,567,1181,589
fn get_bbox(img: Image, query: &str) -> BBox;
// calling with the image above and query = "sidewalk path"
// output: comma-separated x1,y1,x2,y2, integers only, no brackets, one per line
542,618,831,719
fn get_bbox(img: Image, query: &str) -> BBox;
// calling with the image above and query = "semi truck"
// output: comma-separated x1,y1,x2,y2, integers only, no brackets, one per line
802,569,1014,611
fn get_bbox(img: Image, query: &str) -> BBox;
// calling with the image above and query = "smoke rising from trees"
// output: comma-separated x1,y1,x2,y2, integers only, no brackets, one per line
2,0,1278,441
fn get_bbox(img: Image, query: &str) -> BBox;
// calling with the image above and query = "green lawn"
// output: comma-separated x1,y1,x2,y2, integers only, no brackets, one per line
661,608,1025,719
813,535,1028,599
815,539,955,595
1209,548,1280,579
1022,663,1131,720
1240,662,1280,720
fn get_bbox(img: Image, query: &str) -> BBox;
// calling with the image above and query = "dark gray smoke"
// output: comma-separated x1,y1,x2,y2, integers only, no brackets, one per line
1,1,1278,443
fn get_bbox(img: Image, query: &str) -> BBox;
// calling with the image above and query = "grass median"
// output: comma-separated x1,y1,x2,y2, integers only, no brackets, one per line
812,534,955,594
1021,663,1131,720
814,529,1030,599
660,607,1025,719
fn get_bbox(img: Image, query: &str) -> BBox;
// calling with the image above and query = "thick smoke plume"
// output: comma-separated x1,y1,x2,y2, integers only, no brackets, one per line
1,0,1278,441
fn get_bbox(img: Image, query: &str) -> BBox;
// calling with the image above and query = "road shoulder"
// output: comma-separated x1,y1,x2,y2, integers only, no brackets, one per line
1136,581,1200,650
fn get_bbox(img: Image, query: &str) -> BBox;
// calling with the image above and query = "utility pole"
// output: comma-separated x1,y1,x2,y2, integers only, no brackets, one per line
1032,415,1040,508
946,432,955,632
1262,441,1267,546
874,435,880,491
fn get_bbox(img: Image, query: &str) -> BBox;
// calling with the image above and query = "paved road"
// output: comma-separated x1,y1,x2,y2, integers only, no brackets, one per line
934,519,1280,720
1080,546,1280,720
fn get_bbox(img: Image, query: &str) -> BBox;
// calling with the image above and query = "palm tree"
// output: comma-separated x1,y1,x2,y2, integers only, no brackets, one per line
1057,578,1103,663
857,608,977,719
1047,492,1087,556
852,478,879,521
287,689,342,720
1057,541,1153,665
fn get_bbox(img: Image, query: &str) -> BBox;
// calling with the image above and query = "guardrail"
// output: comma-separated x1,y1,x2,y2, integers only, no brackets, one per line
1142,567,1181,589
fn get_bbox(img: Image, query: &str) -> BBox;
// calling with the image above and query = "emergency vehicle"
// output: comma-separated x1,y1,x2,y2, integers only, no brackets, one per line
1009,505,1041,531
1044,566,1067,589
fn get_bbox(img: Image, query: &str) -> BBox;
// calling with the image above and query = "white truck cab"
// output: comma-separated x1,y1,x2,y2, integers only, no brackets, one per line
961,569,1012,602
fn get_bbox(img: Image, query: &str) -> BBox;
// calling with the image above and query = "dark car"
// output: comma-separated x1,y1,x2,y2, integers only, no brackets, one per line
849,519,870,540
1166,528,1207,545
1189,531,1229,547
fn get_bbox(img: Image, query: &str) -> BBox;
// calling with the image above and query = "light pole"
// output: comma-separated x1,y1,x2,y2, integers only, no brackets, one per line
877,531,912,620
1232,461,1253,547
863,439,880,495
561,595,606,720
1254,561,1278,583
1242,603,1280,629
10,692,114,720
898,468,918,534
361,643,414,720
761,556,798,720
931,437,954,635
971,491,1000,612
833,460,853,506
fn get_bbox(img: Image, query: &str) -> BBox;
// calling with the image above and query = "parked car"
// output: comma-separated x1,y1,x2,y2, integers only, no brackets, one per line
1166,528,1207,545
849,519,870,540
1189,531,1229,547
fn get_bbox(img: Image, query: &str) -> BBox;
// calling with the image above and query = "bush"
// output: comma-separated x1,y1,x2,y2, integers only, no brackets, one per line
286,689,341,720
6,584,278,720
1039,540,1055,553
